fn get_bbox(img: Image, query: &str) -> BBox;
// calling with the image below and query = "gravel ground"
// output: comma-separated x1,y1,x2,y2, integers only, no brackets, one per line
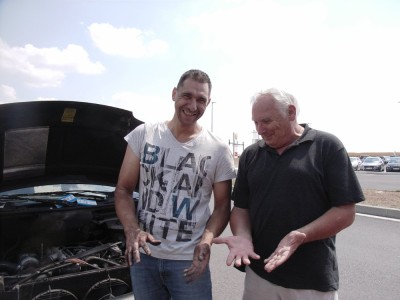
362,189,400,209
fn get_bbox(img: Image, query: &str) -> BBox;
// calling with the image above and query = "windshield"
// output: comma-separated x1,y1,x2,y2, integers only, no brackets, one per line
389,157,400,163
364,157,380,163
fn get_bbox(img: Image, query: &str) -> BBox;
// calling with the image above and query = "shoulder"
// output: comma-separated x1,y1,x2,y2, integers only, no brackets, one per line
125,122,165,140
137,121,169,135
237,141,263,166
126,123,144,139
201,129,229,148
301,125,344,148
242,140,263,155
306,128,349,163
312,128,344,148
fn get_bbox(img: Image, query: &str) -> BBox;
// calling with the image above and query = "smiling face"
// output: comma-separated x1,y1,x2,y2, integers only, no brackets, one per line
252,94,296,150
172,78,210,127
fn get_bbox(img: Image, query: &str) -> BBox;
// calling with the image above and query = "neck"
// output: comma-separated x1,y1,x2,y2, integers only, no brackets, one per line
293,123,304,136
167,119,202,143
275,124,304,155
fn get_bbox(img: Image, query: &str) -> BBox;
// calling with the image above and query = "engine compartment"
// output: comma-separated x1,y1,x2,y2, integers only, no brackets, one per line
0,206,131,300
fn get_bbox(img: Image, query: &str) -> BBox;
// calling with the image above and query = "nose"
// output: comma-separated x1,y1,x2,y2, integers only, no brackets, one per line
255,123,265,135
186,97,197,111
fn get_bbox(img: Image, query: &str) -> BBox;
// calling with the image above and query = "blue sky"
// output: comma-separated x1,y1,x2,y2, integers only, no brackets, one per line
1,0,400,153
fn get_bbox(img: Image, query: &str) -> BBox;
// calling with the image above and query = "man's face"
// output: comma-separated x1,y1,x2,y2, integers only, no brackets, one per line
172,79,210,126
252,94,292,149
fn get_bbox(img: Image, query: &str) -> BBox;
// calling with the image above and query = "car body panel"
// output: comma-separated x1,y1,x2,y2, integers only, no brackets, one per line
0,101,142,300
349,156,362,171
386,157,400,172
1,101,142,191
360,156,385,172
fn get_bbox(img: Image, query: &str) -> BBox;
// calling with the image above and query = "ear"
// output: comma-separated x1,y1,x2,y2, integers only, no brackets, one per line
288,105,296,120
172,87,177,101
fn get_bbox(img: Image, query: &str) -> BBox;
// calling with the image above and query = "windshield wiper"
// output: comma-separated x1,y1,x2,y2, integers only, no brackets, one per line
0,195,76,207
0,190,112,208
1,190,109,200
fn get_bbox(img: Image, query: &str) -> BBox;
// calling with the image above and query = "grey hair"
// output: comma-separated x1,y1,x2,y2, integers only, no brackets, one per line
251,88,300,117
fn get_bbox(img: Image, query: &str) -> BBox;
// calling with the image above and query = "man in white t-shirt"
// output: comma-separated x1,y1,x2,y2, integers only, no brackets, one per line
115,69,236,300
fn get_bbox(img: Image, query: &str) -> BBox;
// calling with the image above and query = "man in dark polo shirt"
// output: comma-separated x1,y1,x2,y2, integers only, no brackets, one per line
214,88,364,300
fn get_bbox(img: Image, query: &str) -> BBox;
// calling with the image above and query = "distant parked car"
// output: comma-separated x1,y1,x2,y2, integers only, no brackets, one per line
349,156,362,171
361,156,385,172
386,157,400,172
380,156,390,164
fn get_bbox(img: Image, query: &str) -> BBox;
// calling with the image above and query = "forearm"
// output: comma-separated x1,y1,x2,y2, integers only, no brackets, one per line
201,201,231,245
114,186,140,235
298,204,356,244
230,207,253,240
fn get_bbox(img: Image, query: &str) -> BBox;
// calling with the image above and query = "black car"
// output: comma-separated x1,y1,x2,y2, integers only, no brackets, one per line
0,101,142,300
386,156,400,172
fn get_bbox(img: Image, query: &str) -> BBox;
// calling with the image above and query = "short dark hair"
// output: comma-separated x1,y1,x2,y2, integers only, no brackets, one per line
176,69,212,94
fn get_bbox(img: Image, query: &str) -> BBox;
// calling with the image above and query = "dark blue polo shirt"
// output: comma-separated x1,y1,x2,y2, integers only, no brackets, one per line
233,124,364,291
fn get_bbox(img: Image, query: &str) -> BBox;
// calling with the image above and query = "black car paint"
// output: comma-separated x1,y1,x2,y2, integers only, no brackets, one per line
0,101,143,300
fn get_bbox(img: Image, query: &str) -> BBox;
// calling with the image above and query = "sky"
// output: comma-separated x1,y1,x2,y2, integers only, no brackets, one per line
1,0,400,154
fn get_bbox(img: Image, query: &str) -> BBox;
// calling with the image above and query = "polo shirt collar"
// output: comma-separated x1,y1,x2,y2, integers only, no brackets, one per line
257,123,316,152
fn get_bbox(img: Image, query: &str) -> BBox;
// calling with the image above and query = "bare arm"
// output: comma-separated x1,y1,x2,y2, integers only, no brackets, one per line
115,147,140,235
114,147,160,265
299,203,356,243
184,180,232,282
230,206,253,239
264,203,356,272
202,180,233,244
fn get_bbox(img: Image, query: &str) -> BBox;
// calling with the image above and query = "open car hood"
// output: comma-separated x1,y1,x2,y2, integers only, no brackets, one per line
0,101,143,192
0,101,142,299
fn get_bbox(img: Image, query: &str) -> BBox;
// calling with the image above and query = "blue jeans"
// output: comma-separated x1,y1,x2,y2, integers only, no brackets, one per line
130,253,212,300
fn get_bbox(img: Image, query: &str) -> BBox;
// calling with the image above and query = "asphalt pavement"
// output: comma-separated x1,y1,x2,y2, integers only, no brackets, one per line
212,170,400,299
211,170,400,299
355,171,400,219
356,203,400,219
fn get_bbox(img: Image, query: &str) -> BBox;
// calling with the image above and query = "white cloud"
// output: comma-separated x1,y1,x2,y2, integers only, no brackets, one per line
36,97,59,101
184,1,326,57
88,23,168,58
110,91,173,122
0,38,105,87
0,84,17,103
181,1,400,152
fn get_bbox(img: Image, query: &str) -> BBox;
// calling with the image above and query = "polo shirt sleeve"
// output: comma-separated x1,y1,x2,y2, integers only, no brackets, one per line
232,151,251,209
324,146,365,206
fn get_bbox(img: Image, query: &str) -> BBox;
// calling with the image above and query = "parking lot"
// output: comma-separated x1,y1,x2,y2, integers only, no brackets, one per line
355,170,400,191
351,155,400,173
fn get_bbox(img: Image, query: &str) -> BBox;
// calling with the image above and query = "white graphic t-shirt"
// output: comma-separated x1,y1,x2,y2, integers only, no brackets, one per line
125,122,236,260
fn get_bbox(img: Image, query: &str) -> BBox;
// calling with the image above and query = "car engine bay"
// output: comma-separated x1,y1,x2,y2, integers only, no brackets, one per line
0,203,131,300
